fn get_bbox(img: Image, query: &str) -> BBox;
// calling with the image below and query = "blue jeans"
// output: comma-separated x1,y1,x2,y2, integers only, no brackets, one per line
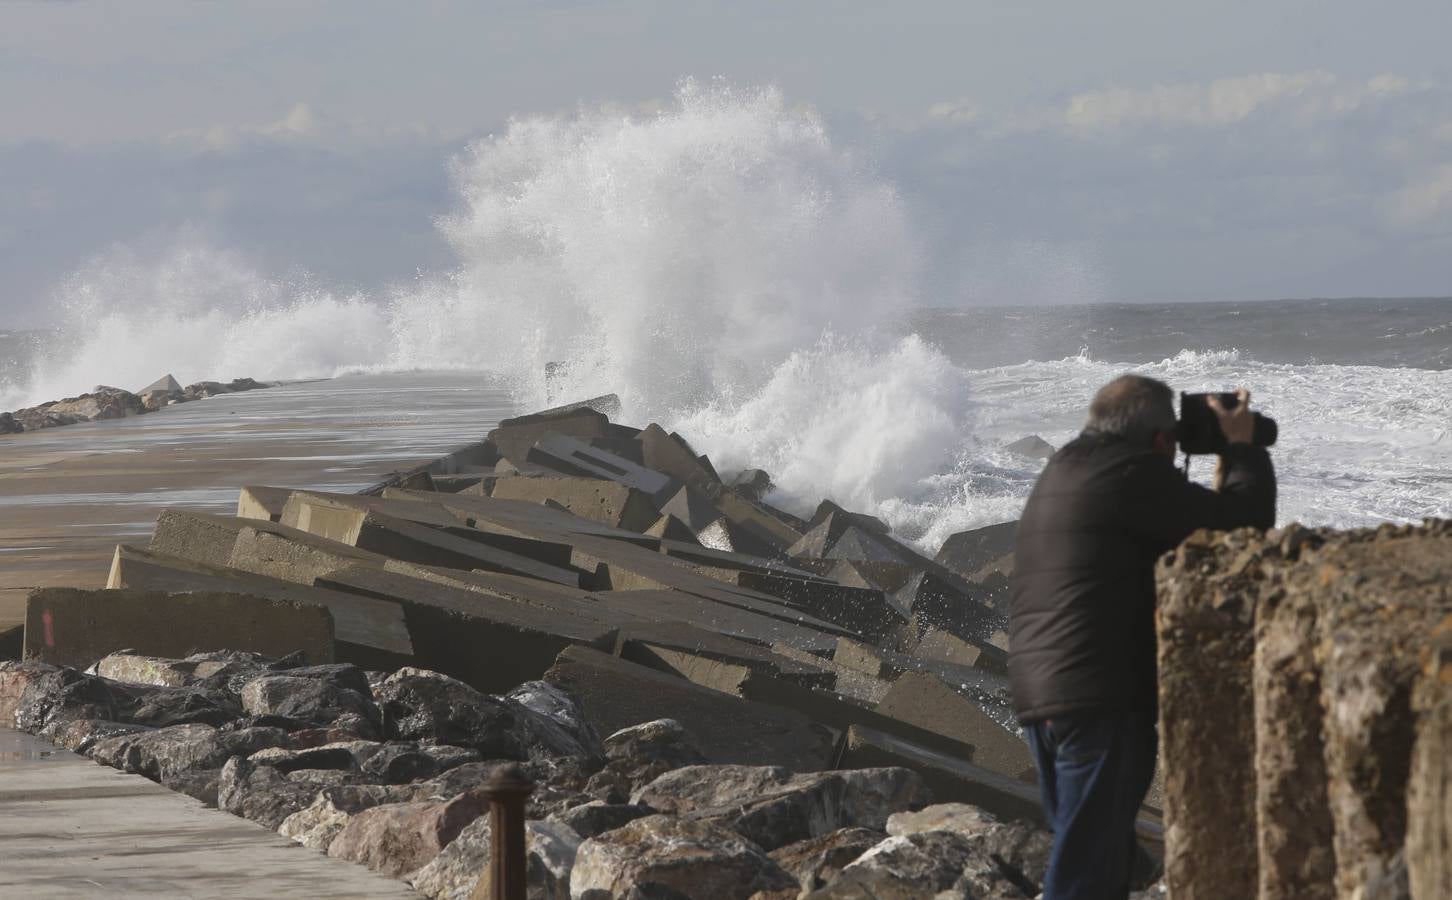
1025,710,1158,900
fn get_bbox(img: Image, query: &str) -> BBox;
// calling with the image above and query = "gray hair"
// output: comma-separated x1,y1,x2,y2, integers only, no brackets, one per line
1086,374,1176,446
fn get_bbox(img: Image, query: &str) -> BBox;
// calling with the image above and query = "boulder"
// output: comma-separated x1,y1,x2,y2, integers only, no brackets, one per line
805,830,1033,898
550,801,654,839
87,723,290,783
885,803,1053,892
375,668,598,761
570,814,797,900
218,754,330,829
768,828,883,894
279,795,356,850
239,673,379,733
633,764,929,852
408,816,581,900
1004,435,1055,460
1408,616,1452,900
0,412,22,434
327,791,488,878
40,718,151,754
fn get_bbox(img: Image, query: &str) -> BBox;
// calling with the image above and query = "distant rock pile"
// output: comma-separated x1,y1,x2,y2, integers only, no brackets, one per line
0,374,273,434
3,392,1169,897
1156,519,1452,899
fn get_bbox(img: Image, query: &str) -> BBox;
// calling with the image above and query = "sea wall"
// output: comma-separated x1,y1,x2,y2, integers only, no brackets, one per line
1157,520,1452,899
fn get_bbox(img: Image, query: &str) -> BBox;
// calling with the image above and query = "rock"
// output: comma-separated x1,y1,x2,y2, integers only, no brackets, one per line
327,791,488,878
41,387,145,422
41,718,152,754
505,680,604,761
1408,617,1452,900
633,765,929,852
730,468,774,503
768,828,883,894
11,666,119,732
0,412,21,434
1155,529,1263,900
807,830,1034,898
247,740,377,774
361,742,442,784
87,723,290,783
279,795,355,850
408,816,581,900
1004,435,1055,460
549,801,654,839
885,803,1052,892
239,673,378,732
603,719,707,769
218,755,328,829
570,815,798,900
377,667,597,760
113,681,244,728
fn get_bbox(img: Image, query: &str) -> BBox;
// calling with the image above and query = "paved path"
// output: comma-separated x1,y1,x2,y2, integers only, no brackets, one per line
0,728,420,898
0,372,516,630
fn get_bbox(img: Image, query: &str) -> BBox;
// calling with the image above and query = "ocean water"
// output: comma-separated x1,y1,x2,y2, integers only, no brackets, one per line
2,82,1448,551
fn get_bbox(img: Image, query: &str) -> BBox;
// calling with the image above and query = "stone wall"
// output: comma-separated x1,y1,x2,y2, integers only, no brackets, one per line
1156,520,1452,900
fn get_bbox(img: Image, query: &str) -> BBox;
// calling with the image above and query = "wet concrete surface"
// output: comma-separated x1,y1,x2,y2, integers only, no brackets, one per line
0,728,420,898
0,373,517,624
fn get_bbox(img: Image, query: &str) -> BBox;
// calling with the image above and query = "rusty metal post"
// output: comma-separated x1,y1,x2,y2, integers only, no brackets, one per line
472,762,534,900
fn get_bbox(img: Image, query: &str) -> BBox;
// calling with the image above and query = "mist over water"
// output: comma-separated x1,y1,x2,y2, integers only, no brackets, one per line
3,81,1449,545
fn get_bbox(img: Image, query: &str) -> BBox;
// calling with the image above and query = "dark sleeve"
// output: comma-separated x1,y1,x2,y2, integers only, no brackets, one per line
1128,445,1277,554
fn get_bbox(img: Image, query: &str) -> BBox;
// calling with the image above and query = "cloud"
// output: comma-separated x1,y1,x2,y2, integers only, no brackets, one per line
1064,71,1341,129
1391,163,1452,225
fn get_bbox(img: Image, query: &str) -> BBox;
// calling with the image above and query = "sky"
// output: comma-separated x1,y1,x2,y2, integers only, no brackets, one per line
3,0,1451,327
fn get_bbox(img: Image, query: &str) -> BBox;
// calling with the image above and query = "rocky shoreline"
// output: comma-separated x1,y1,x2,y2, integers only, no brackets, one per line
0,373,273,434
1,393,1166,898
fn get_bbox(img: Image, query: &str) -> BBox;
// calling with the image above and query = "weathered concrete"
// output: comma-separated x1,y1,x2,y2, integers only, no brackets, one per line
639,423,719,492
237,485,292,522
107,544,412,663
486,405,611,464
591,589,840,656
644,513,701,544
0,728,417,898
874,671,1034,780
543,646,838,772
490,474,662,534
1408,615,1452,900
934,521,1018,582
1155,530,1262,900
618,627,835,695
313,567,616,694
526,432,675,503
836,725,1044,826
23,588,334,668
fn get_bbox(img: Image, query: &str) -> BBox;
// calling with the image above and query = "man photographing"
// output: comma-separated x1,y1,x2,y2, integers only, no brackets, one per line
1009,374,1277,899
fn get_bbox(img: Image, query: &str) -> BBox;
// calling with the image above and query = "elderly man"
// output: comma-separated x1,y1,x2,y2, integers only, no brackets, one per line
1010,374,1276,899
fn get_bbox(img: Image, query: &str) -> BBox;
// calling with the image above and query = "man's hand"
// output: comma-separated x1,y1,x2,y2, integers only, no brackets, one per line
1208,388,1254,446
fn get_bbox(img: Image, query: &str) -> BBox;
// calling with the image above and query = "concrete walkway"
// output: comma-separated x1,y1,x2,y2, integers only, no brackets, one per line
0,728,419,898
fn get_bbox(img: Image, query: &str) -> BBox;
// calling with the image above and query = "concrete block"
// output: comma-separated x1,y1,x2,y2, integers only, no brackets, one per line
228,527,388,587
614,621,835,691
658,540,816,578
645,514,701,545
913,628,992,670
390,489,663,549
833,637,902,680
711,490,803,549
151,508,382,576
875,671,1033,780
543,646,838,772
591,590,839,657
24,588,334,669
639,423,719,491
237,486,292,522
659,484,728,532
1408,616,1452,900
836,725,1044,826
897,572,1003,647
769,642,890,705
282,500,583,587
694,517,783,559
528,432,675,502
490,475,662,534
487,406,612,464
1155,534,1261,900
314,567,618,694
933,521,1017,582
727,572,904,644
586,435,645,465
106,544,413,665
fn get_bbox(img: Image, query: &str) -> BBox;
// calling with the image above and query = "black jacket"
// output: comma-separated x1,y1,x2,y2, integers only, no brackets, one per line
1009,432,1275,723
